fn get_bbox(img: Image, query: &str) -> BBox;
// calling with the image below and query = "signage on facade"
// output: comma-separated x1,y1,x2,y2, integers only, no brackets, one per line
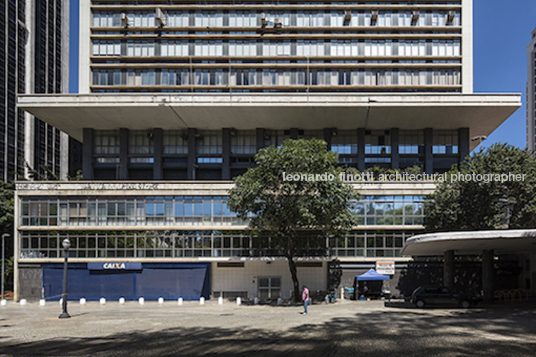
88,262,142,271
376,261,395,275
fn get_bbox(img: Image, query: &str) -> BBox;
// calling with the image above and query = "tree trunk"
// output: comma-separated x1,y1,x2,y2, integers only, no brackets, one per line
283,234,300,303
287,255,300,303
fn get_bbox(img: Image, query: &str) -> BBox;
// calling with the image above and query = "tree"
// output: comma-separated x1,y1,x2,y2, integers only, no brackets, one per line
227,139,357,302
0,181,15,236
424,143,536,232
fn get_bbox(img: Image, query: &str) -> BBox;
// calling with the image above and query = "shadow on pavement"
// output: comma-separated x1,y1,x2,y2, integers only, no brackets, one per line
1,307,536,356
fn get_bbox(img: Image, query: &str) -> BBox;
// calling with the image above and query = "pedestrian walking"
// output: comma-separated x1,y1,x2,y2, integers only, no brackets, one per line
302,285,310,315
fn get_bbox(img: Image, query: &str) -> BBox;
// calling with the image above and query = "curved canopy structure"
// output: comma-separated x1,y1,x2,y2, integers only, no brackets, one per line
401,229,536,256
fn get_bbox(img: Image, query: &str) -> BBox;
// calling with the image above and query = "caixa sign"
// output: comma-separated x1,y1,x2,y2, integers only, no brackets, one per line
88,262,142,271
104,263,126,270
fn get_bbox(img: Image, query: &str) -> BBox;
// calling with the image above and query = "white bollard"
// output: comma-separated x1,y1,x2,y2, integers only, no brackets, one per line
119,297,125,305
80,298,86,305
1,299,6,307
178,297,183,305
236,297,242,305
100,297,106,305
39,299,46,306
277,297,282,306
254,297,259,305
218,296,223,305
139,297,145,305
20,299,27,306
200,297,205,305
158,297,164,305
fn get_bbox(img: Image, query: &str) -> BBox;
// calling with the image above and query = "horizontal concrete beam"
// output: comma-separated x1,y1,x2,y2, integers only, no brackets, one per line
18,93,521,151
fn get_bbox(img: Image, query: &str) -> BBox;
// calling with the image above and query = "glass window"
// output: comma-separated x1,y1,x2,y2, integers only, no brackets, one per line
399,130,424,155
433,130,459,154
231,130,256,155
94,130,120,155
365,130,391,154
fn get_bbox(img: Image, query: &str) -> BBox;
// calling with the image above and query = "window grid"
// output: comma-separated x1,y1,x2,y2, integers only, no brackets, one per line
20,230,416,259
433,130,459,154
21,195,424,228
92,10,461,29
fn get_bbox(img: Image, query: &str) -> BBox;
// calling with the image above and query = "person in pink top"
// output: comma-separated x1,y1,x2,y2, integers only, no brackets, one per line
302,285,310,315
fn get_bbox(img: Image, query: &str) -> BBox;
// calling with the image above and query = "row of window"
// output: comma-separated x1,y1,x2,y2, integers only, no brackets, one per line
92,10,461,28
92,39,462,58
356,195,424,226
19,230,414,259
92,129,459,156
20,195,425,227
92,68,461,87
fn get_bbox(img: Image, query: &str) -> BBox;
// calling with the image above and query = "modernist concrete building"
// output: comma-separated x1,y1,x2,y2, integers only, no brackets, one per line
15,0,521,301
1,0,81,182
527,27,536,152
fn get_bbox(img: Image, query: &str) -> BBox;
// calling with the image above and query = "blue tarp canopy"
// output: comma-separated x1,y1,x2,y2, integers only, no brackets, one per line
356,269,390,281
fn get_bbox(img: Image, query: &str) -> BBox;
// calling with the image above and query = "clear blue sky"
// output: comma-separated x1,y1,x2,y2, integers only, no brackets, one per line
69,0,536,150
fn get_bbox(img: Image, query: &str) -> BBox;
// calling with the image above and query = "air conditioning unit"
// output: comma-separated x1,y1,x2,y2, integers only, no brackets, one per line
344,11,351,24
155,8,165,27
411,10,420,24
371,10,378,24
447,10,456,23
121,12,129,27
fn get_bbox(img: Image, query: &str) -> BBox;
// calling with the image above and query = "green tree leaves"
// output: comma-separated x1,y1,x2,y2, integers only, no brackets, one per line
424,144,536,232
228,139,357,300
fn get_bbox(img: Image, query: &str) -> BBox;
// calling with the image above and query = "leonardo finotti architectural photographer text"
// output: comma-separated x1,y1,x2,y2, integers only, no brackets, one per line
283,172,526,183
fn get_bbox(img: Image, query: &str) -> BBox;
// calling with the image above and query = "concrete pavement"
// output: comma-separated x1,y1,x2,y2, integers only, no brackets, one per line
0,299,535,356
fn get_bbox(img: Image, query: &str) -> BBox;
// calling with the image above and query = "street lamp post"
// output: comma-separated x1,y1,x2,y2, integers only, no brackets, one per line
59,238,71,319
1,233,10,300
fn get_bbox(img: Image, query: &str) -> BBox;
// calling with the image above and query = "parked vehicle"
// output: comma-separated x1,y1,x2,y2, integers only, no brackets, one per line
411,286,480,308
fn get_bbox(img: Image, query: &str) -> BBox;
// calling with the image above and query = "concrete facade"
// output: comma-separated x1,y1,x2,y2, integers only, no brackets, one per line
14,0,521,302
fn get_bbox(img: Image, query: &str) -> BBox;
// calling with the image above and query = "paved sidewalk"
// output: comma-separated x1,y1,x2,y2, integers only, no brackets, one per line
1,299,536,356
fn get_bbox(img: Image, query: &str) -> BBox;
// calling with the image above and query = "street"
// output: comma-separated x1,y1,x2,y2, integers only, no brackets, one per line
1,299,536,356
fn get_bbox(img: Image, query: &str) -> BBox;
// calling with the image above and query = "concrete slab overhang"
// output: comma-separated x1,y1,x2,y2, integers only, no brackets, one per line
18,92,521,148
401,229,536,256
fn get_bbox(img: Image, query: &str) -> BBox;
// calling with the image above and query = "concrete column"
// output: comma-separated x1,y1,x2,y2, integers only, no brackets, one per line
424,128,433,175
443,250,455,291
323,128,333,150
13,190,20,302
357,128,365,172
222,128,231,180
290,128,299,140
119,128,129,180
153,128,163,180
391,128,399,170
482,250,494,304
458,128,469,163
187,128,196,180
82,128,94,180
256,128,265,152
59,132,69,181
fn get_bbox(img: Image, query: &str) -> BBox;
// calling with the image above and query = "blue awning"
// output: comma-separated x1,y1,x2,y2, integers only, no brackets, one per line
356,269,390,281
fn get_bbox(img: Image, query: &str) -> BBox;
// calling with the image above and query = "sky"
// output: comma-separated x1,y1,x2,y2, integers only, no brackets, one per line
69,0,536,150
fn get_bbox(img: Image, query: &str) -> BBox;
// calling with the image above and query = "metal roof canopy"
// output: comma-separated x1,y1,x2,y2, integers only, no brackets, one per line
401,229,536,256
356,269,390,281
17,92,521,145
